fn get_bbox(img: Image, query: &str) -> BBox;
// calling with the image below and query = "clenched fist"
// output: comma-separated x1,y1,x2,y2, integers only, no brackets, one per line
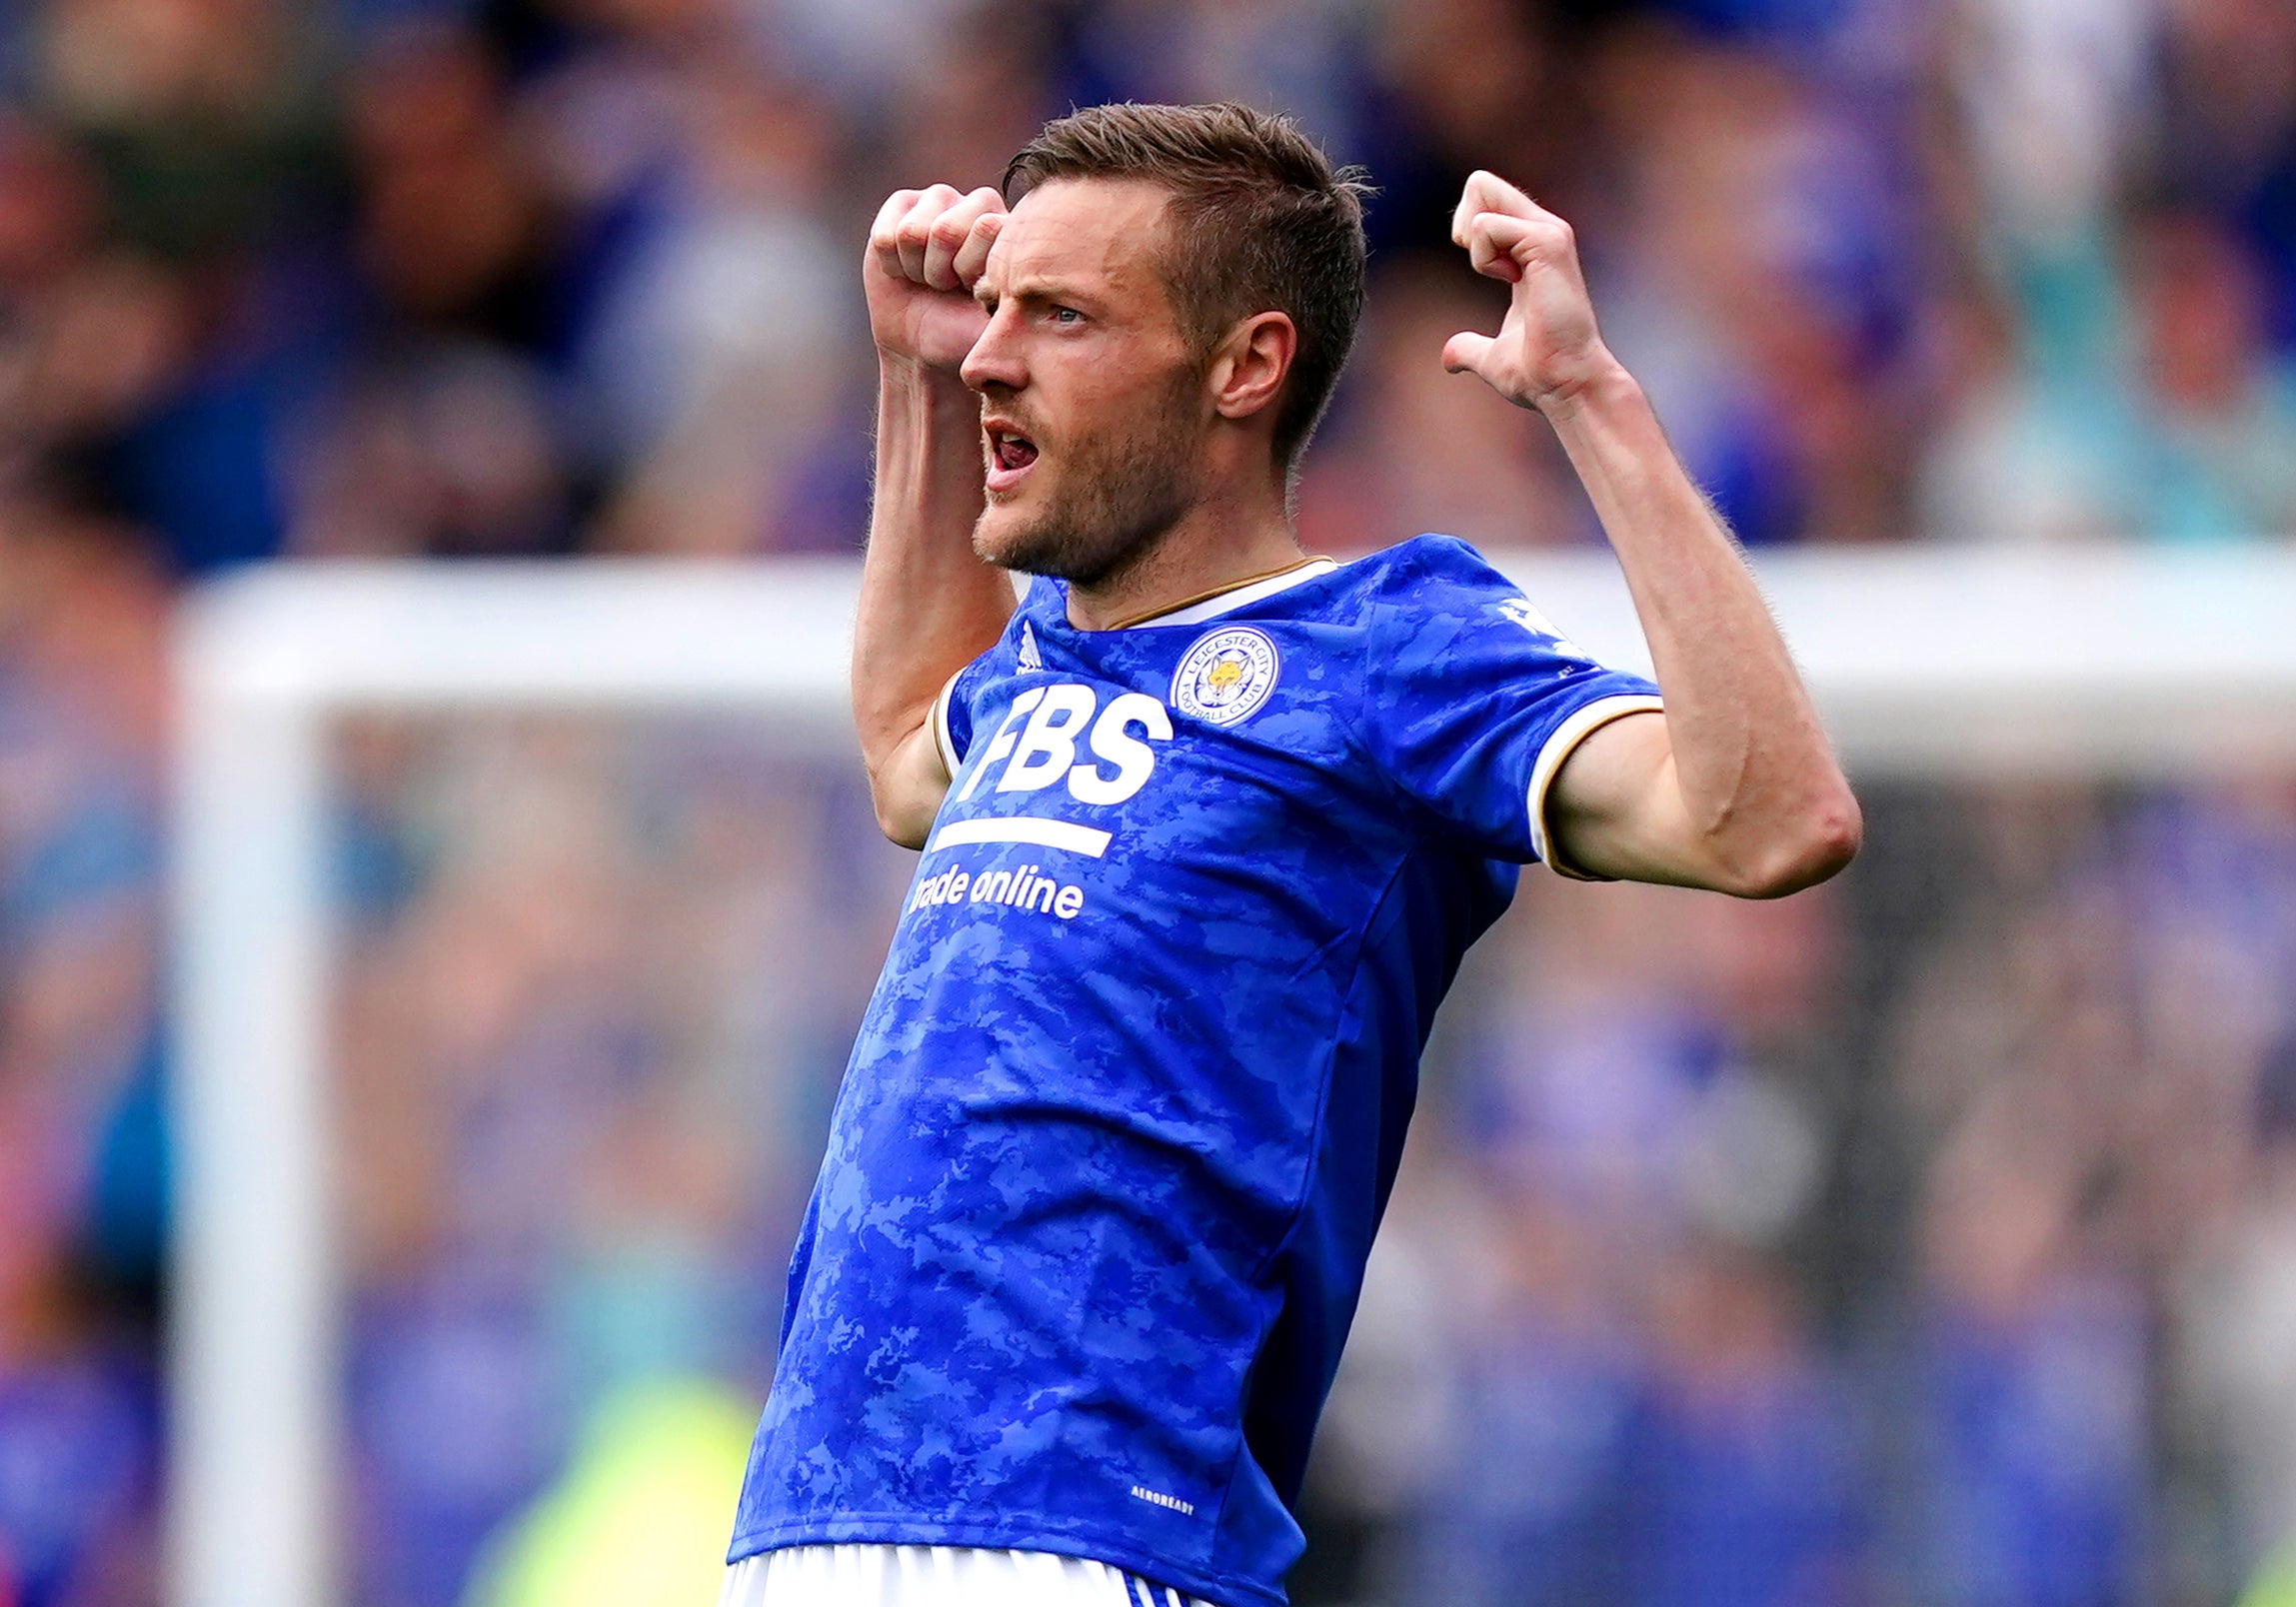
1442,171,1619,414
867,184,1008,376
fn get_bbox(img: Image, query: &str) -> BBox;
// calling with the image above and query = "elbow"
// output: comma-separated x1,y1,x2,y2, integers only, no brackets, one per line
864,760,937,849
1789,789,1864,891
872,793,934,852
1719,780,1862,899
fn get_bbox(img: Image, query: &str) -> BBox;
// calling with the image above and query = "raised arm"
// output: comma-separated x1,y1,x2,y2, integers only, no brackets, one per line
1442,172,1860,897
856,184,1021,847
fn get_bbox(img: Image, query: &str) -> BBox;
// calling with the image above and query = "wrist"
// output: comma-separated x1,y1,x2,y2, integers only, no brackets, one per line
879,352,978,410
875,356,985,513
1534,348,1638,425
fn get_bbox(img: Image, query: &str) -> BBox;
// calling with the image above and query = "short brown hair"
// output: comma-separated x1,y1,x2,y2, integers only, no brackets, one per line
1003,102,1370,475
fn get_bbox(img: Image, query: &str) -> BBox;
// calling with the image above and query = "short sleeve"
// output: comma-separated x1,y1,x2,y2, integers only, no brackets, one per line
931,658,993,778
1366,542,1661,873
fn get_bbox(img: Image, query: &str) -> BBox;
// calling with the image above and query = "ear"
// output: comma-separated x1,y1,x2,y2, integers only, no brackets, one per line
1206,312,1296,424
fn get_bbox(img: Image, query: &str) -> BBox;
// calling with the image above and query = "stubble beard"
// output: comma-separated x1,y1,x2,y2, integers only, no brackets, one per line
973,375,1204,589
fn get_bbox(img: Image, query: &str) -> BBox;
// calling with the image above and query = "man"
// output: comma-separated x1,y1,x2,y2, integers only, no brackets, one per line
724,102,1859,1607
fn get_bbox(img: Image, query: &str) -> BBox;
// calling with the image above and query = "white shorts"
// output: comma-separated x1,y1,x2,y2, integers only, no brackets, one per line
719,1545,1217,1607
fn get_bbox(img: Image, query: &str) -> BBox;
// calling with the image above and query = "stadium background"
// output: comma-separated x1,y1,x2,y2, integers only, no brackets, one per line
0,0,2293,1604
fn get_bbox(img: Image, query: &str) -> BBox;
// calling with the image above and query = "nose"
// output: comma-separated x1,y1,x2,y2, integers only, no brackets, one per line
961,305,1025,394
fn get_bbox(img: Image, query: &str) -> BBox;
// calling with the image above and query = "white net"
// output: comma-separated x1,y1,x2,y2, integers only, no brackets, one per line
172,552,2296,1607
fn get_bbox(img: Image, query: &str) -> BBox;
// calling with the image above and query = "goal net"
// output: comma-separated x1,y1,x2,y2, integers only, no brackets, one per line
171,550,2296,1607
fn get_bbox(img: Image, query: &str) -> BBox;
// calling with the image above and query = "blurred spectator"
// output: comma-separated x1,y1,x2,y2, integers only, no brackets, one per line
1945,0,2153,259
1301,262,1586,555
34,0,330,265
1588,27,1919,543
289,19,570,559
1354,0,1564,253
1923,214,2296,543
349,1269,567,1607
1915,1111,2151,1607
1632,1247,1865,1607
2187,1036,2296,1584
0,474,167,1604
2150,0,2296,356
1068,0,1364,160
571,61,854,555
1400,1187,1643,1607
2123,213,2296,542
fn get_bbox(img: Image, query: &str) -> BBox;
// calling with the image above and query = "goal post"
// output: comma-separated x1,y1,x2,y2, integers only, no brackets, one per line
168,548,2296,1607
169,562,860,1607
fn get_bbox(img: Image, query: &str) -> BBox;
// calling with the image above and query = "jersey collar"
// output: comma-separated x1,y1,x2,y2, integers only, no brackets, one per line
1111,558,1339,631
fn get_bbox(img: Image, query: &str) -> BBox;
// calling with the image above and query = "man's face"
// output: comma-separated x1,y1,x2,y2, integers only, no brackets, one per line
963,179,1208,585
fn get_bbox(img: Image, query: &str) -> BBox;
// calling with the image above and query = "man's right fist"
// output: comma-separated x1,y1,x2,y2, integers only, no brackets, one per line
867,185,1008,376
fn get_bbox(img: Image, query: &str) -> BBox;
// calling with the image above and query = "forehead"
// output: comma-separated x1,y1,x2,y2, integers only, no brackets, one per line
986,178,1174,300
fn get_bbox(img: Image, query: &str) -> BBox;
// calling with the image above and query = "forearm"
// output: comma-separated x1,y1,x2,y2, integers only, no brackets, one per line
854,362,1014,836
1543,361,1857,888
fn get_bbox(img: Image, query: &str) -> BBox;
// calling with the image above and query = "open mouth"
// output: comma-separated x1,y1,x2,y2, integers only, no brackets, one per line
985,425,1039,494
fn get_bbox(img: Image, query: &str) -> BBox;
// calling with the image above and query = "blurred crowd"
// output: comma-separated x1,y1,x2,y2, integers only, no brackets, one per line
1310,784,2296,1607
0,0,2289,1603
0,0,2285,570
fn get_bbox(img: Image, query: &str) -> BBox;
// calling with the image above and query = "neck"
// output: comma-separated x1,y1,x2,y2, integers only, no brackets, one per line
1062,473,1301,632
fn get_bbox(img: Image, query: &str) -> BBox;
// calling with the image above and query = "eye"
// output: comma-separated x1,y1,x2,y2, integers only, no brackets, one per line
1050,306,1084,326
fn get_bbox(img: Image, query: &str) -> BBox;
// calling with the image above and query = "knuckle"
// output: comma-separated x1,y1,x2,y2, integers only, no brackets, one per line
928,217,969,248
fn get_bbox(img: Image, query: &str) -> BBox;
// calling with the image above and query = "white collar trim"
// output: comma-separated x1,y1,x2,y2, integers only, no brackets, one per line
1122,560,1340,630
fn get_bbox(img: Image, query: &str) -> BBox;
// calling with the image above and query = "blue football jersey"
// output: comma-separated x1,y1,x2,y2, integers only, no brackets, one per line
730,536,1662,1607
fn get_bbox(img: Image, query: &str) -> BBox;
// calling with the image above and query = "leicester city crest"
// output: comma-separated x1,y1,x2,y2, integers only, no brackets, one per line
1172,626,1280,726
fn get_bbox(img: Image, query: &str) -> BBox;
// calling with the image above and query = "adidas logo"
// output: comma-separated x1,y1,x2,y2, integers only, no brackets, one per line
1018,622,1043,673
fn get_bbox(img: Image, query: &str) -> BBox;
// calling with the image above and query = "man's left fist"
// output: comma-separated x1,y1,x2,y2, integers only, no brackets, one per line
1442,171,1620,415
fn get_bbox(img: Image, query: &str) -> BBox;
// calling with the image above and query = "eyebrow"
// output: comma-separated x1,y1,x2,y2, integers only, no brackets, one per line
976,278,1094,311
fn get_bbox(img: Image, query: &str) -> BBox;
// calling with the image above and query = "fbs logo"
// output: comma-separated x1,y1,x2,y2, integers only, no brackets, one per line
954,684,1173,806
1172,627,1279,727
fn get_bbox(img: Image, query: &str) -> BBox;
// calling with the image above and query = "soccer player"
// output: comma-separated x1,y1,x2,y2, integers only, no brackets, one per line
723,103,1860,1607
